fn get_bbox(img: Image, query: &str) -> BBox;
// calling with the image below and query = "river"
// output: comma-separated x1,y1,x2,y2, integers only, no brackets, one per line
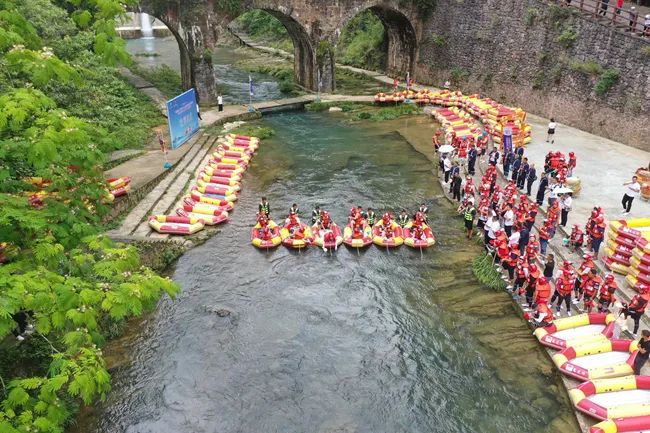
79,111,580,433
126,37,284,103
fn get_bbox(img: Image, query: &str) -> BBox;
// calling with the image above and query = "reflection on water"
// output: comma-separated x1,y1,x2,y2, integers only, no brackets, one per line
126,37,284,103
78,111,580,433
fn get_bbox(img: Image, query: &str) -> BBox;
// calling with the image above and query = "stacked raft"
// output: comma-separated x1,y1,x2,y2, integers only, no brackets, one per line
601,219,650,286
148,134,261,235
534,313,650,432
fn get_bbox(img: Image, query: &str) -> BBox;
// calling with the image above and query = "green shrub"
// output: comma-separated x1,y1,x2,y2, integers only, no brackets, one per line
594,69,620,96
450,66,470,84
428,32,447,46
472,253,507,291
641,46,650,56
556,28,577,49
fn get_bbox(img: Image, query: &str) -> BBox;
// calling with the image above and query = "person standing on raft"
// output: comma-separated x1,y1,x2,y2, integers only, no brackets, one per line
397,210,410,228
634,330,650,375
259,197,270,217
366,207,376,226
289,203,300,216
311,205,321,224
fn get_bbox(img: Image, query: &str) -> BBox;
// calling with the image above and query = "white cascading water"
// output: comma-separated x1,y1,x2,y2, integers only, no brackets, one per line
140,13,153,39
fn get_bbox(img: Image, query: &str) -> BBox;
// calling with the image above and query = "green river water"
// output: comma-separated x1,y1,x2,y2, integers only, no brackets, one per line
80,111,579,433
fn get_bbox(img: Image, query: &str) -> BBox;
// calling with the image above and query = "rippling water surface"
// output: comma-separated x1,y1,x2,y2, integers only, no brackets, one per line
81,112,579,433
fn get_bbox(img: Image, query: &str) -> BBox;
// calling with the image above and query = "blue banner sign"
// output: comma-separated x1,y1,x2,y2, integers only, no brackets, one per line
166,88,199,149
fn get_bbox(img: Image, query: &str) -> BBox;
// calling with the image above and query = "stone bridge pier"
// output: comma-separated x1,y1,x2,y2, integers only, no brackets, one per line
137,0,424,105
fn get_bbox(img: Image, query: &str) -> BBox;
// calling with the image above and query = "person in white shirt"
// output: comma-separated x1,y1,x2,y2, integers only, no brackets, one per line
622,175,641,215
560,193,572,227
443,155,452,183
547,180,559,206
546,117,557,144
508,226,521,248
503,204,515,237
217,94,224,112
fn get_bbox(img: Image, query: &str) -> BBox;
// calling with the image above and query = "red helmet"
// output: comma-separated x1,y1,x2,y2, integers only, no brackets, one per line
538,276,548,284
583,253,593,260
596,216,604,224
605,274,615,282
563,260,573,267
529,264,538,272
569,151,575,156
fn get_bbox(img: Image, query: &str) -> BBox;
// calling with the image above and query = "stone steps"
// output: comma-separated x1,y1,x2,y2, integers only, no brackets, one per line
132,135,218,238
116,131,209,237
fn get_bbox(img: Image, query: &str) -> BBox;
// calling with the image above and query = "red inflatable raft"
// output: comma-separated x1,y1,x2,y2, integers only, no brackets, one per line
183,197,233,214
590,416,650,433
176,208,227,226
342,221,373,248
312,223,343,250
148,215,204,235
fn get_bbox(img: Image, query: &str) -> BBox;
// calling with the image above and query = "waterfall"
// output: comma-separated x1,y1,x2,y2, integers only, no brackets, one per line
140,13,153,39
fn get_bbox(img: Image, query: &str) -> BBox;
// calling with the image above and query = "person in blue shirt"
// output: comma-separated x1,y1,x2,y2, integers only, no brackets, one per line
503,151,515,177
511,156,522,182
467,146,477,176
526,164,537,196
517,157,530,190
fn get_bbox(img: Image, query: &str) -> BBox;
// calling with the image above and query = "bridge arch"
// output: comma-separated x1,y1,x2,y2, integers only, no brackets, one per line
339,3,418,78
229,8,317,91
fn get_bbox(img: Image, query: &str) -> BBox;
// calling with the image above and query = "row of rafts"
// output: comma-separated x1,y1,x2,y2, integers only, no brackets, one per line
534,312,650,433
148,134,437,251
251,211,436,251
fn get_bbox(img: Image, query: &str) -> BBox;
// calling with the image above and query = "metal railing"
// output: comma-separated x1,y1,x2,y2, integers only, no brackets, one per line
554,0,650,37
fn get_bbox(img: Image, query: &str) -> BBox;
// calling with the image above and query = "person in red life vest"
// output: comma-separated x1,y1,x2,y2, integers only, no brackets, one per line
526,233,541,262
557,166,568,185
285,213,302,238
432,130,441,151
574,253,594,300
479,181,491,198
512,256,529,295
547,201,560,236
524,263,541,307
526,302,554,328
569,224,584,250
581,270,602,313
538,220,552,256
534,276,552,306
463,176,475,198
257,212,272,239
380,212,394,239
622,284,650,337
567,152,577,177
319,210,332,230
554,269,576,317
412,213,426,240
590,215,606,258
598,274,618,312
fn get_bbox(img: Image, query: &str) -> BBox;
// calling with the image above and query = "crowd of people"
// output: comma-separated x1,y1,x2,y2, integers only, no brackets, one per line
436,129,650,342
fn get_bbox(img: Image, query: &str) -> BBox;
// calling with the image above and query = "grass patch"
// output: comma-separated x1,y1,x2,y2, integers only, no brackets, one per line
226,125,275,139
350,104,420,122
305,101,369,112
569,60,603,75
641,46,650,56
130,64,183,100
472,253,507,291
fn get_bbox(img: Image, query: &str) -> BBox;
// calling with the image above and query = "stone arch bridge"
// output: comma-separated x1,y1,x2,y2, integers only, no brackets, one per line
138,0,425,104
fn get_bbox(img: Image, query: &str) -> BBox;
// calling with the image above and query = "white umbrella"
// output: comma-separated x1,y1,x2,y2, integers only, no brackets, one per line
554,187,574,194
438,144,454,153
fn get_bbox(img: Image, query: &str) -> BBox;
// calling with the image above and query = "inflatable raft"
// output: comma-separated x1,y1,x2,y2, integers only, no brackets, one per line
176,208,227,226
590,416,650,433
202,166,242,181
183,197,233,215
403,222,436,248
534,313,616,350
196,179,239,196
190,188,237,204
107,176,131,200
343,221,373,248
198,173,241,188
553,339,639,381
312,223,343,250
251,220,281,249
280,219,314,249
570,375,650,420
372,220,404,248
148,215,204,235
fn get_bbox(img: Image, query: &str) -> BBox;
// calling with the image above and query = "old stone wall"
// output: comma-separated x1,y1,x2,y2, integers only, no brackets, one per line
416,0,650,150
